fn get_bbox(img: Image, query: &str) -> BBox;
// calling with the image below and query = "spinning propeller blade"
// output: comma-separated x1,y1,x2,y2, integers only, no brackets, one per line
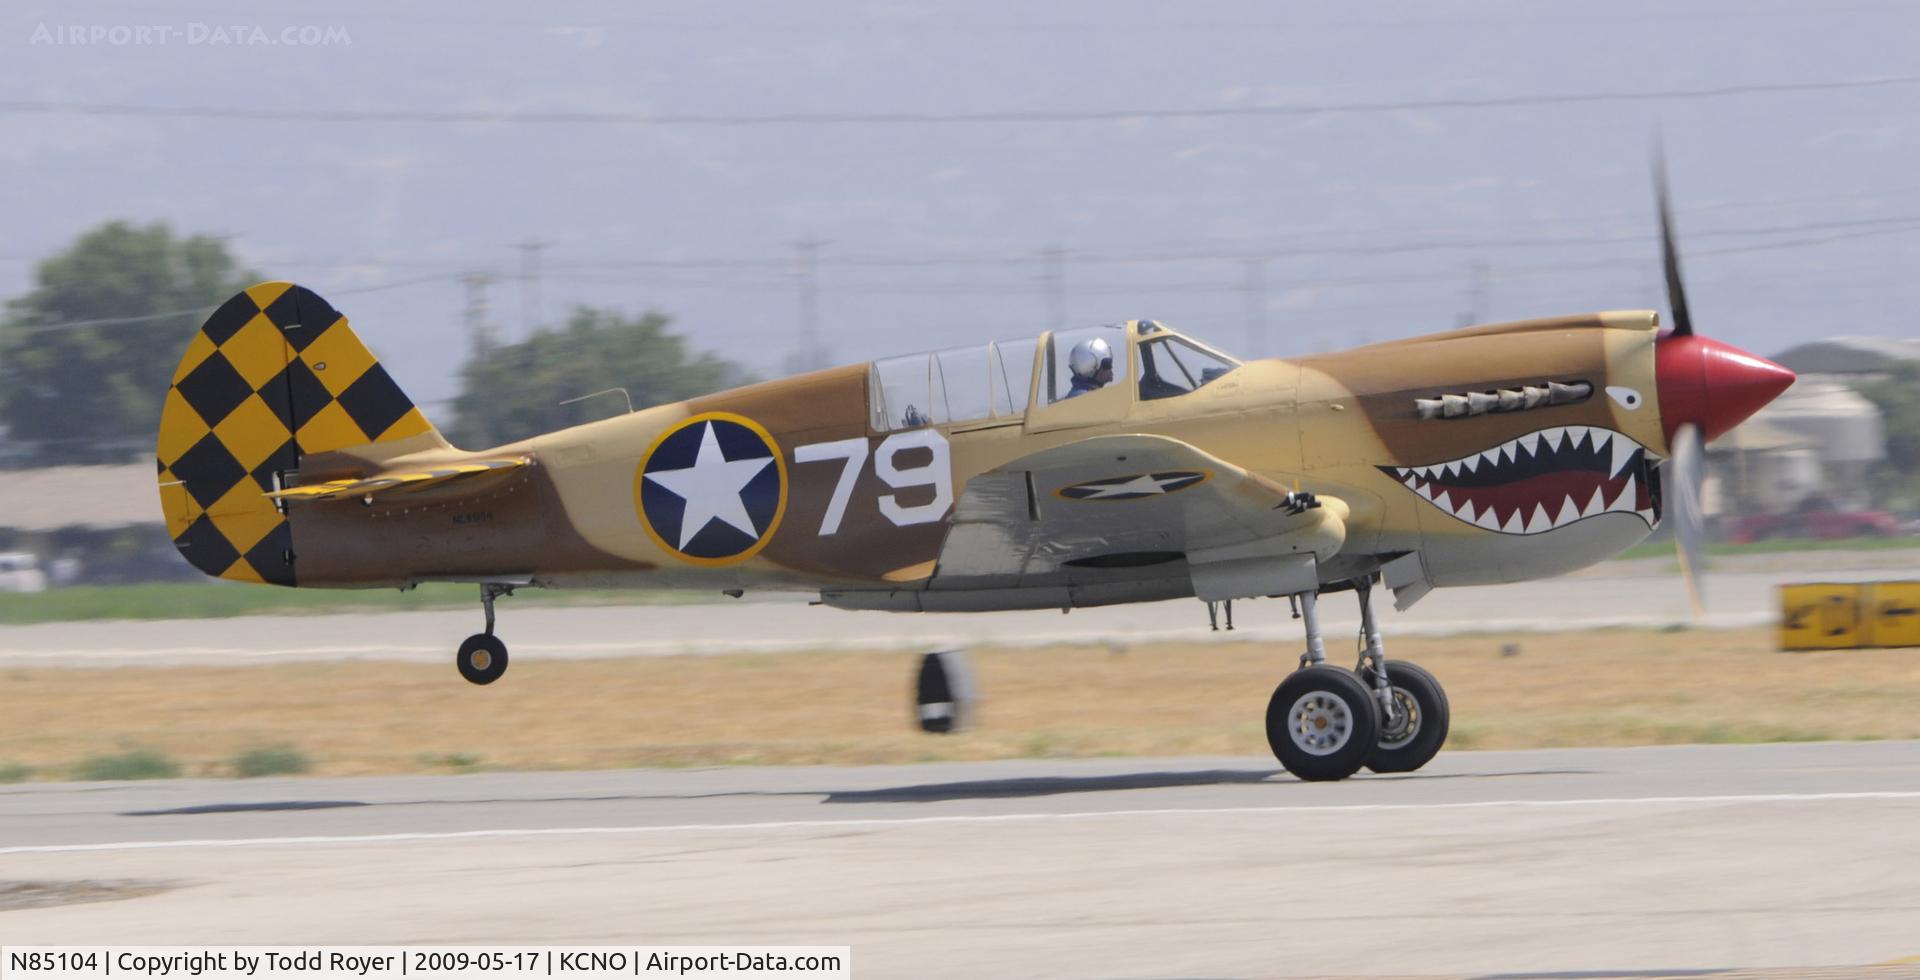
1669,422,1707,615
1654,137,1694,338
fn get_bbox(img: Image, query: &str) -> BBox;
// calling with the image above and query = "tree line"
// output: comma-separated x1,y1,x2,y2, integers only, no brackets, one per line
0,221,750,464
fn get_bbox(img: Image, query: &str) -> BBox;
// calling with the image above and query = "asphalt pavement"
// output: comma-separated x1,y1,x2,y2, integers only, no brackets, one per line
4,741,1919,977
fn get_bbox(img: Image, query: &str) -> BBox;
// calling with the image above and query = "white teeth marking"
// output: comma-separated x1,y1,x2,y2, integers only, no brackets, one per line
1526,503,1553,534
1556,494,1582,527
1583,484,1608,518
1611,437,1639,479
1610,475,1639,512
1398,430,1654,533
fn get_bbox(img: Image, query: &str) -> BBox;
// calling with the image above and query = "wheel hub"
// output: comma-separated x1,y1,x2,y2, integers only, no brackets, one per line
1287,692,1353,756
471,649,492,671
1378,687,1421,749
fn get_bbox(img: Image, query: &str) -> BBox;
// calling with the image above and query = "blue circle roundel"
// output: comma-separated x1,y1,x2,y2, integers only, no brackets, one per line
634,413,788,565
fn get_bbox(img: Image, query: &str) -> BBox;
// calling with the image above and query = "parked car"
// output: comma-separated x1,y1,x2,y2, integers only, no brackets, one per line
0,552,48,593
1728,496,1900,543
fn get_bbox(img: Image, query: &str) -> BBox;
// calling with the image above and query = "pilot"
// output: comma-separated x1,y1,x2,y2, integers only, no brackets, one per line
1065,337,1114,398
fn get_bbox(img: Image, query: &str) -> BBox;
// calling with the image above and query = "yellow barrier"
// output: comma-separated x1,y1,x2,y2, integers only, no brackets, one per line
1864,581,1920,648
1780,581,1920,650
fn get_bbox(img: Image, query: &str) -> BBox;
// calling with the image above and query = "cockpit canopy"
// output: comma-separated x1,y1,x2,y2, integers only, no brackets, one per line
868,320,1240,432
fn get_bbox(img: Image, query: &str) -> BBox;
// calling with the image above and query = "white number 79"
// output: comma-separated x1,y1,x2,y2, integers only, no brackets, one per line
794,430,953,535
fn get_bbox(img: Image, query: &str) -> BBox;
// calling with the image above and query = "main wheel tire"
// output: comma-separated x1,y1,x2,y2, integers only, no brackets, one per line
457,633,509,686
1358,660,1450,774
1265,665,1380,782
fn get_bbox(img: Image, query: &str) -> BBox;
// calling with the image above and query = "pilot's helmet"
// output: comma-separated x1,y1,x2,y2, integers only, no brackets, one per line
1069,337,1114,380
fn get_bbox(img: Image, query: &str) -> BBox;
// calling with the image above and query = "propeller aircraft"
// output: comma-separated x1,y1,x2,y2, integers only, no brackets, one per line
153,164,1794,781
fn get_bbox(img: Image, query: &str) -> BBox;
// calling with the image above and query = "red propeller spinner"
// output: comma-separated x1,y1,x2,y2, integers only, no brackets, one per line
1654,332,1796,446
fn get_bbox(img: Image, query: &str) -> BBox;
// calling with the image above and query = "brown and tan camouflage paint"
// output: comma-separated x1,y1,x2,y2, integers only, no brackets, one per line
163,291,1673,601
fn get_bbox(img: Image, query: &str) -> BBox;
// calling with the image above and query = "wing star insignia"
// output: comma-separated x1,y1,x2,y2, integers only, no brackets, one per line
1056,470,1208,501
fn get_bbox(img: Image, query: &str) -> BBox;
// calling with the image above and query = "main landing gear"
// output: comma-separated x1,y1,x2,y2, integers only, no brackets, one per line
456,583,513,686
1263,575,1450,781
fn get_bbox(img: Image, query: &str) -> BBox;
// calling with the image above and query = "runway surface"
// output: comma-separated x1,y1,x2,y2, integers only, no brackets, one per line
4,560,1905,667
3,741,1918,977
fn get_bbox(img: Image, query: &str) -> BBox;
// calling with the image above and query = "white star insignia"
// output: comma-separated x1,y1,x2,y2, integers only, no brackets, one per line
1084,473,1185,498
644,422,773,549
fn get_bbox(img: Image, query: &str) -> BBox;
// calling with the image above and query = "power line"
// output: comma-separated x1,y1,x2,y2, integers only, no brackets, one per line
4,274,463,333
792,239,825,371
4,76,1917,127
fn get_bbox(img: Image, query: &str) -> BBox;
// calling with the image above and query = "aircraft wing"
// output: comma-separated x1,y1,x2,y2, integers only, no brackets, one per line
932,434,1348,600
267,457,528,503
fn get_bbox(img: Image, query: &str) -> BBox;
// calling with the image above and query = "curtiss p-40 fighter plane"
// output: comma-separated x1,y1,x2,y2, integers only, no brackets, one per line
155,170,1794,781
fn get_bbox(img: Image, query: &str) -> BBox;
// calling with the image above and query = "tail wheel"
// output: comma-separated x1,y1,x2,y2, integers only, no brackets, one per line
457,633,509,686
1360,660,1450,774
1265,665,1380,782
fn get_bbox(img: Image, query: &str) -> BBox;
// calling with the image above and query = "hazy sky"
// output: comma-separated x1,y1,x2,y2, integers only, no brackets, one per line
5,0,1917,414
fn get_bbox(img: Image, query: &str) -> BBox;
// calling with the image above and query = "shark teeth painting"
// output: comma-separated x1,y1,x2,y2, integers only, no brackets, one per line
1378,426,1662,535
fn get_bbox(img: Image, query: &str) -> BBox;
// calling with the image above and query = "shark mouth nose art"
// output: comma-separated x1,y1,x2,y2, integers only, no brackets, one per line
1377,426,1660,534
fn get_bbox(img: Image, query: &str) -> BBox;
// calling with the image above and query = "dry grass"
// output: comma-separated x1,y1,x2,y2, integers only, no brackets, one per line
3,626,1918,780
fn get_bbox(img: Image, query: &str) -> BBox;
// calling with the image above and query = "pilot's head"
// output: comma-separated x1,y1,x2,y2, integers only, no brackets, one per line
1069,337,1114,388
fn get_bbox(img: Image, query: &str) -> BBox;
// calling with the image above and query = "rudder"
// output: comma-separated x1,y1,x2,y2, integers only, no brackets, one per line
155,281,444,585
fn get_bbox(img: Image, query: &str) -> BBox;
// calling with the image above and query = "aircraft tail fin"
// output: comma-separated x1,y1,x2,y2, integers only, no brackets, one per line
155,281,446,585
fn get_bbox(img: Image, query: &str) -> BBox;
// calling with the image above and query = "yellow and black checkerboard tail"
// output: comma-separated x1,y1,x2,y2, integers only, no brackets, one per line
155,282,444,585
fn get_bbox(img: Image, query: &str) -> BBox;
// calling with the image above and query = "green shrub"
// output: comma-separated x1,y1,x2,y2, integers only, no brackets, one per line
419,752,484,772
232,744,311,778
74,749,180,781
0,763,33,783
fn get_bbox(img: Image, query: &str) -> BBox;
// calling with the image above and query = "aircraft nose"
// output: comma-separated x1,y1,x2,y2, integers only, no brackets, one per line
1654,333,1796,445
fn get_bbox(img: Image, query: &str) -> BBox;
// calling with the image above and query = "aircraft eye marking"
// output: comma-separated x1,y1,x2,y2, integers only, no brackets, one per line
1606,385,1644,410
634,412,787,565
793,430,954,534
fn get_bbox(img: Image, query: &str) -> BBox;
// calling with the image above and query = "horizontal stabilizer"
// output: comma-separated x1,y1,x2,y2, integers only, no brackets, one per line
268,457,527,503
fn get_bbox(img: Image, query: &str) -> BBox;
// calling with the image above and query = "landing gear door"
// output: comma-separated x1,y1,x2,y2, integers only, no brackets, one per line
1024,324,1133,435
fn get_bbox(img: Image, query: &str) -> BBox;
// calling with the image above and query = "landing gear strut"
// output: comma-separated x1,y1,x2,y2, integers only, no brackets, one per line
456,583,513,686
1351,576,1449,774
1265,589,1377,781
1263,575,1449,781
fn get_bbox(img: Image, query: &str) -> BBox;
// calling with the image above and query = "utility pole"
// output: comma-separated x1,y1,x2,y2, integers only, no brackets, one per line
1457,260,1491,328
794,239,823,371
462,272,498,358
1242,257,1268,358
1041,246,1066,331
515,238,552,337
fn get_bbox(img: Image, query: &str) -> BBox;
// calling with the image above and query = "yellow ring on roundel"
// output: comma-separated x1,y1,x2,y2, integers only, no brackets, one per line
632,411,789,567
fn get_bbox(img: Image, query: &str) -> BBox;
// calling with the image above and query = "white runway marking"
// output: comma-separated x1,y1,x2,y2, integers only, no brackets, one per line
9,789,1919,855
